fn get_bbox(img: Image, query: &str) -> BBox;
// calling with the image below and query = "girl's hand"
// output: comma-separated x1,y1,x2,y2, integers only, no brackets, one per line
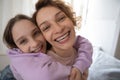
69,67,82,80
82,69,88,80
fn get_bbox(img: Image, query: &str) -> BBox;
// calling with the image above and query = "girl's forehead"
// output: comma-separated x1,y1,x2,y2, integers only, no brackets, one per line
12,20,35,34
15,20,34,27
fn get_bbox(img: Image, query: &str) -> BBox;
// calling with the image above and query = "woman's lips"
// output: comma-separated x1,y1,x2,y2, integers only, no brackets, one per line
55,31,70,44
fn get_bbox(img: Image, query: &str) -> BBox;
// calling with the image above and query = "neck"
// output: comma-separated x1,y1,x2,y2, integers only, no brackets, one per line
51,47,75,58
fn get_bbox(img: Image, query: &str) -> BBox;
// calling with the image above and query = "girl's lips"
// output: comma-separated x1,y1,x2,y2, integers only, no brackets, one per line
55,31,70,43
32,44,43,53
34,47,42,53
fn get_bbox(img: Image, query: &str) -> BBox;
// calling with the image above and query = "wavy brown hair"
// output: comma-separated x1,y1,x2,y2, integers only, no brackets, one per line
32,0,77,26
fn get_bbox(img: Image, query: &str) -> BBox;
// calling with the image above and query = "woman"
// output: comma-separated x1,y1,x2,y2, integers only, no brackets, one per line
32,0,93,80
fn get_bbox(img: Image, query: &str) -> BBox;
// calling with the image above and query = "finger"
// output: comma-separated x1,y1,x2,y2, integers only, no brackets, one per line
82,69,88,80
75,72,82,80
69,72,76,80
69,69,76,80
69,75,74,80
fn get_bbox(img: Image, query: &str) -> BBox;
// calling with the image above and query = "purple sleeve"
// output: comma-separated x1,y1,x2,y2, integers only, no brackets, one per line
10,53,71,80
73,35,93,73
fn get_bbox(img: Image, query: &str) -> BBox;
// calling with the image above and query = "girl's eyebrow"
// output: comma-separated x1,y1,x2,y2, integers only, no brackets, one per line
15,28,37,43
15,36,24,43
38,11,62,27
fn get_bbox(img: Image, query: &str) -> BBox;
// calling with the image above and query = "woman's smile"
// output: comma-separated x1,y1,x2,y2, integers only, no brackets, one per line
36,6,76,51
55,31,70,44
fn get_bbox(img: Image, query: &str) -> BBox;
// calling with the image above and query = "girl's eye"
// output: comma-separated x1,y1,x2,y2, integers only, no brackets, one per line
19,39,27,45
40,25,50,32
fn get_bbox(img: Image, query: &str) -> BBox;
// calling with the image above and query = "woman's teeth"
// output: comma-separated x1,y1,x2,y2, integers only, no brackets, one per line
56,31,69,42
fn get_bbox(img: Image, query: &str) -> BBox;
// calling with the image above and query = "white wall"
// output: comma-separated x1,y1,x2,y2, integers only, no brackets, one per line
80,0,120,56
115,11,120,59
0,55,10,71
114,9,120,59
115,33,120,59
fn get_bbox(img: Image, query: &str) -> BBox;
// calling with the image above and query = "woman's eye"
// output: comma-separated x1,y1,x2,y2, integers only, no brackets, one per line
41,25,50,32
57,15,66,22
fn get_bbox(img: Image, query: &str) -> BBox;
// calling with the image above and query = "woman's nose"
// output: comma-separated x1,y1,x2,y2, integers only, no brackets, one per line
53,23,63,34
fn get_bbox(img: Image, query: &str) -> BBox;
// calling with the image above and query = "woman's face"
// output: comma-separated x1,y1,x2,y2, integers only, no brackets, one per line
36,6,76,51
12,19,46,53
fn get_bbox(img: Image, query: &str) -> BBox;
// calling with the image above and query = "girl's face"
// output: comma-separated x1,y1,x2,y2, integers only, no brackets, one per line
12,20,46,53
36,6,76,51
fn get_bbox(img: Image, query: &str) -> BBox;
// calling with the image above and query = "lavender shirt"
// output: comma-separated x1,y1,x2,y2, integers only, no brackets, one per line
8,35,93,80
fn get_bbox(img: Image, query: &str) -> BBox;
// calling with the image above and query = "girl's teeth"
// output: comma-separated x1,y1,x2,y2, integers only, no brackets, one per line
35,48,41,52
34,45,42,52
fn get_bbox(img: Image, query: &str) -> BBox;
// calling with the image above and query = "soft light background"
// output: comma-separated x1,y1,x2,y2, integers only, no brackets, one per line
0,0,120,70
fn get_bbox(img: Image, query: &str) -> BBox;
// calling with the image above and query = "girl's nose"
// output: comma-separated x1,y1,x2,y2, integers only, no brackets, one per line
30,39,38,48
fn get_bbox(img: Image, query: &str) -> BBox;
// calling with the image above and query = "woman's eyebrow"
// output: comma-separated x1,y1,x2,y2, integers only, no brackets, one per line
38,21,46,27
38,11,62,27
55,11,63,17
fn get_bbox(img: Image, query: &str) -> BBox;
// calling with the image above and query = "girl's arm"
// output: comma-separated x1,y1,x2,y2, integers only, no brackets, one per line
73,35,93,73
8,49,71,80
